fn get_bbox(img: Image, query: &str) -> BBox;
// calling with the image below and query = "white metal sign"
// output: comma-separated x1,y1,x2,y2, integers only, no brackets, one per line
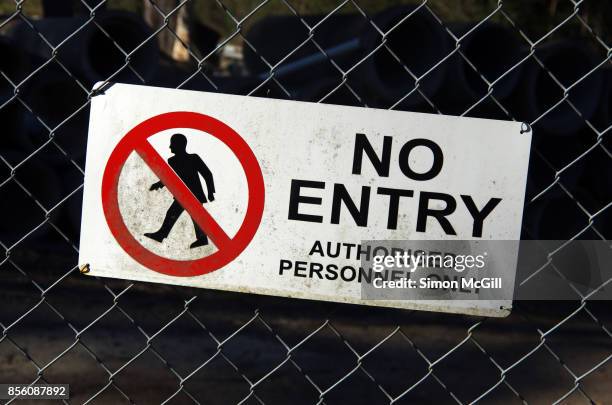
79,83,531,317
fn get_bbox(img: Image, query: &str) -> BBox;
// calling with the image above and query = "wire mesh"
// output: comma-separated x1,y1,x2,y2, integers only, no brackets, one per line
0,0,610,403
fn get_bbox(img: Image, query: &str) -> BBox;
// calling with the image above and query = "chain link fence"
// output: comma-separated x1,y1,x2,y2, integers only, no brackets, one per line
0,0,610,403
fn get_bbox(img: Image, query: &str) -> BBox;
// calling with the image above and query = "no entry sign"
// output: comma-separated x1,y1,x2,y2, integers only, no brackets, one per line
101,111,264,276
80,83,531,317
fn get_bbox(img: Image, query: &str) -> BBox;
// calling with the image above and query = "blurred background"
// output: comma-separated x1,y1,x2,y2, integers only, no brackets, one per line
0,0,610,403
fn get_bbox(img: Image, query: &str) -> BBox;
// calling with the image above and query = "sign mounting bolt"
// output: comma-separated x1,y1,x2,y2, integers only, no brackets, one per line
79,264,91,274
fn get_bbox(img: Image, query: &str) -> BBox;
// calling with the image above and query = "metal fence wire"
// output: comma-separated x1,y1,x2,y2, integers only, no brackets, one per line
0,0,611,403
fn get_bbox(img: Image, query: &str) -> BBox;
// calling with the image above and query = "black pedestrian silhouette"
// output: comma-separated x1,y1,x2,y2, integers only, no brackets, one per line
144,133,215,249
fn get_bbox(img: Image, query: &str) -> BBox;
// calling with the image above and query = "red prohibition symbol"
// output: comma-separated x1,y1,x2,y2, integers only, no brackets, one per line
101,111,265,277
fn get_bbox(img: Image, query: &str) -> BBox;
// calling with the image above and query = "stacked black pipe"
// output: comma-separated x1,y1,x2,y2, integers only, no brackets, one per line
0,5,609,244
241,7,610,239
0,10,160,244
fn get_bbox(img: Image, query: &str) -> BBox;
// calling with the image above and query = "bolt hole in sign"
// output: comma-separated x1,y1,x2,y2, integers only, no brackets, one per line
80,83,531,317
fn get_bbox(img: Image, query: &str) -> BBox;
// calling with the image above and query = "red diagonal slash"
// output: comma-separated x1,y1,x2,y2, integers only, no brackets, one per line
102,111,265,276
135,140,232,250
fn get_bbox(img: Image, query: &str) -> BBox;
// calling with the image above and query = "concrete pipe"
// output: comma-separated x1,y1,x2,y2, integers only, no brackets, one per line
243,6,451,108
526,196,585,240
512,41,604,135
9,11,159,84
524,137,587,206
434,22,523,114
359,6,451,107
243,13,364,81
